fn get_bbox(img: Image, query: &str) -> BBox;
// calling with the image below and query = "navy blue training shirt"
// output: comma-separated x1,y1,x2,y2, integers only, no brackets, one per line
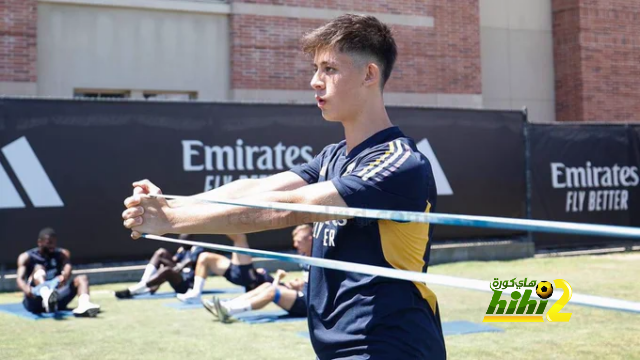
25,248,67,281
290,126,446,360
174,246,204,283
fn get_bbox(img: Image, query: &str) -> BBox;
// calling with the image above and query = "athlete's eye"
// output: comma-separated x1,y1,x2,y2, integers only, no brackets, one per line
325,67,335,73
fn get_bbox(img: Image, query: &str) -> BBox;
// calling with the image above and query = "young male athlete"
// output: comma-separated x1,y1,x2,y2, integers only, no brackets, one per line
176,232,275,302
16,227,101,317
122,14,445,360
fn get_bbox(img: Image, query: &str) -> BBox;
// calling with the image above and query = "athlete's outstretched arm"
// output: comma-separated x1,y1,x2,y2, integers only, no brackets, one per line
131,171,308,207
123,181,350,238
198,171,309,199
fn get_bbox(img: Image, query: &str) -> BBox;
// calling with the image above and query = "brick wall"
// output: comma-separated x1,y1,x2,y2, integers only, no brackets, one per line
230,0,481,95
235,0,430,14
552,0,582,121
553,0,640,121
0,0,37,83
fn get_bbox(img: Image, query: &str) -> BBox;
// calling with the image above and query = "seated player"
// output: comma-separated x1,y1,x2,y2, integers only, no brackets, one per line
201,224,313,322
176,233,275,302
204,269,307,323
16,227,101,317
114,234,204,298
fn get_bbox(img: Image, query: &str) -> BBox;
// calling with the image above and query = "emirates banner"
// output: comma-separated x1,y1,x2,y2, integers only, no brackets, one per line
529,124,640,248
0,98,526,266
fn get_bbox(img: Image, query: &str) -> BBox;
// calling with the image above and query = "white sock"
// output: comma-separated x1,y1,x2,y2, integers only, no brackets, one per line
79,293,90,306
128,282,150,295
140,264,157,283
222,299,252,315
39,286,51,299
33,269,46,284
192,276,205,296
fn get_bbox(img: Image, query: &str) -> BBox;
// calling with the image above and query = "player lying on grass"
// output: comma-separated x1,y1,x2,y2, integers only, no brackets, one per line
176,233,275,302
178,225,313,302
202,225,312,322
203,268,307,323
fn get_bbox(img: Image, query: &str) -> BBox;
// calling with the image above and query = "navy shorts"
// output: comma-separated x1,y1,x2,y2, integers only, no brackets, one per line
23,278,77,314
287,291,307,317
170,271,194,294
170,281,191,294
224,264,274,291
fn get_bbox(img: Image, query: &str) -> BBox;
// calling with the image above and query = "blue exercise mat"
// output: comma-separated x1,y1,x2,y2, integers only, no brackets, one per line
164,302,205,310
0,302,74,321
117,287,244,300
163,303,305,321
296,321,503,339
234,309,306,324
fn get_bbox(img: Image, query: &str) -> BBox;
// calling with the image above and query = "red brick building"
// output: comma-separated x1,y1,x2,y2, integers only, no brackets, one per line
0,0,638,122
0,0,37,90
552,0,640,122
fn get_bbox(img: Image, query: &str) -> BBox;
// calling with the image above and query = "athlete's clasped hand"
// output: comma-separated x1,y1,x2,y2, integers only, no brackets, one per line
122,179,172,239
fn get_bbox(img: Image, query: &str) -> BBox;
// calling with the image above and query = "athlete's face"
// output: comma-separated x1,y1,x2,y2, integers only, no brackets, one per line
37,236,57,254
310,48,367,122
293,229,313,256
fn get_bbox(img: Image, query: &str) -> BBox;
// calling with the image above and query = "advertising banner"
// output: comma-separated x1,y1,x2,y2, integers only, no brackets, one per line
529,124,640,248
0,99,526,266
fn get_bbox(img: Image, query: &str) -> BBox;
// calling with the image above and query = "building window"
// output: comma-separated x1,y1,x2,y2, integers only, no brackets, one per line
74,89,131,99
143,91,197,101
73,89,197,101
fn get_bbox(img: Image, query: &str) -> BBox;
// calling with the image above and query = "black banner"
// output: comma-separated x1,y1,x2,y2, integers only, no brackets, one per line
0,99,526,266
529,124,640,248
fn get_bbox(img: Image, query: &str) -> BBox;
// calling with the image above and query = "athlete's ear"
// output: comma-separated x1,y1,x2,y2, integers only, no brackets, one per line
364,63,381,88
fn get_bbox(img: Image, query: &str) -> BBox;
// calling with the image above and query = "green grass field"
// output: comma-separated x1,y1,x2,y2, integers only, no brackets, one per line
1,252,639,360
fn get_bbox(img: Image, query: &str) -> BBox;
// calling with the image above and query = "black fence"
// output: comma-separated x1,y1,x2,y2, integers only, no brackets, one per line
0,98,636,266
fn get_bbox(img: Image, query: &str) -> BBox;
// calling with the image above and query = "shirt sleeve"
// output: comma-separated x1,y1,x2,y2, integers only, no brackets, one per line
331,142,433,213
289,146,329,184
189,247,204,263
58,250,70,268
174,251,185,262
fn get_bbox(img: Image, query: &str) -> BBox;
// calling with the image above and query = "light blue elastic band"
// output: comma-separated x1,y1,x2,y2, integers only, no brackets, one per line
273,286,281,304
155,194,640,240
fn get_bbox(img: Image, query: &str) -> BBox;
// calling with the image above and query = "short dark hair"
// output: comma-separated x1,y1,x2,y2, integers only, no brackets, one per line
301,14,398,88
38,227,57,239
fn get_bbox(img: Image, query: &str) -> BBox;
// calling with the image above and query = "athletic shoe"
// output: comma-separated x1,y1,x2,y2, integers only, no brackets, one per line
202,297,219,319
213,297,231,324
40,287,59,313
73,301,100,318
114,289,133,299
177,290,200,303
